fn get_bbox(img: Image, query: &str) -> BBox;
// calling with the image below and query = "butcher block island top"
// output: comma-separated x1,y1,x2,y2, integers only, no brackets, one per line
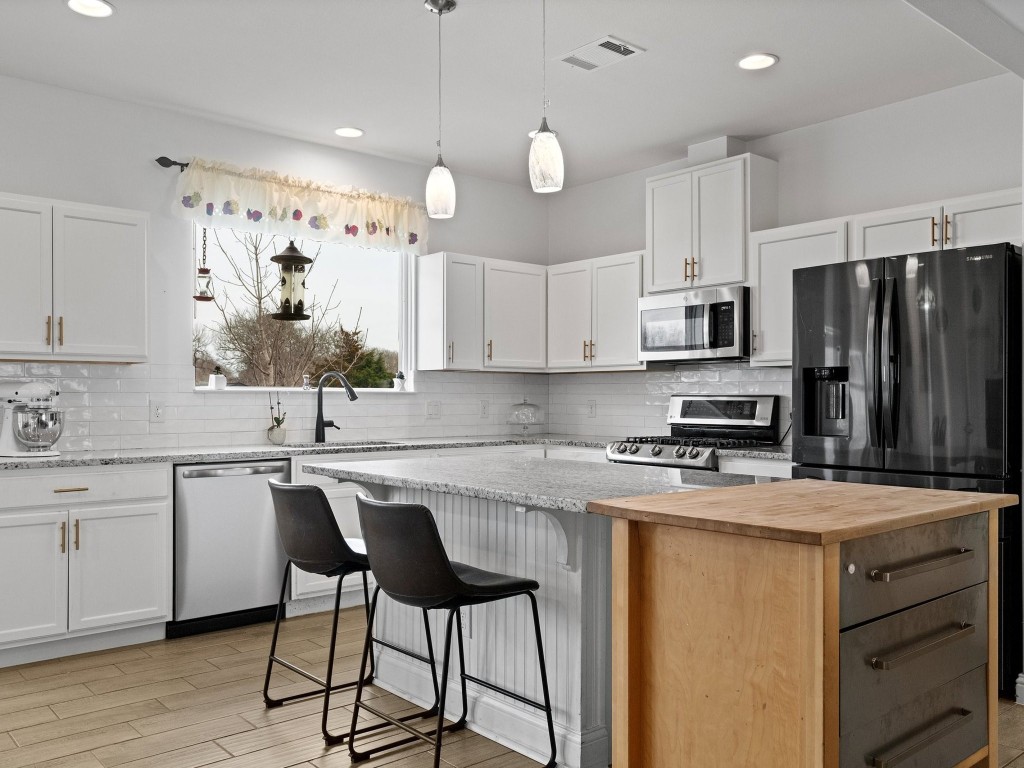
587,478,1018,544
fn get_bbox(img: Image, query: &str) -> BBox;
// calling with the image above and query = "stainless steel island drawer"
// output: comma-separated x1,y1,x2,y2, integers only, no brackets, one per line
839,512,988,628
839,582,987,735
840,665,986,768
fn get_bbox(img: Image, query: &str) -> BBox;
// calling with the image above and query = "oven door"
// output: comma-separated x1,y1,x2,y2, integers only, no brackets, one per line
638,290,716,361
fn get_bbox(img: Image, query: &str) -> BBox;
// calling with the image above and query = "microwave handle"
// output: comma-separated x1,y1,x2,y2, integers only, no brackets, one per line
703,306,712,349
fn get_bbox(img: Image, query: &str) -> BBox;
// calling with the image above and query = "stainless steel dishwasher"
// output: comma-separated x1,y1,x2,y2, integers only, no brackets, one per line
170,460,290,637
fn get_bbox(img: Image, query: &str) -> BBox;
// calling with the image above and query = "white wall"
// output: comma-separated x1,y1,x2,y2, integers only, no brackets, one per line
548,73,1022,263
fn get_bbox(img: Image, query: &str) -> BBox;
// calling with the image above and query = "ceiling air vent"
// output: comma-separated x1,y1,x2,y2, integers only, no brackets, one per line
560,36,646,71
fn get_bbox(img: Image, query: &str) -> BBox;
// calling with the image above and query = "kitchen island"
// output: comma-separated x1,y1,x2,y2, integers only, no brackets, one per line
304,455,754,768
588,479,1018,768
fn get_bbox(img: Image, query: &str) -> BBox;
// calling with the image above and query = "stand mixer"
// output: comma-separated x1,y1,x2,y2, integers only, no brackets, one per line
0,382,64,457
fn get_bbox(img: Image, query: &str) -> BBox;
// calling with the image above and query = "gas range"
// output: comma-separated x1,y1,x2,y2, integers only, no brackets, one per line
606,395,779,471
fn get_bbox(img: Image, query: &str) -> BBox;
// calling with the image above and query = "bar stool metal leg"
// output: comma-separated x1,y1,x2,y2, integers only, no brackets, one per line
528,591,558,768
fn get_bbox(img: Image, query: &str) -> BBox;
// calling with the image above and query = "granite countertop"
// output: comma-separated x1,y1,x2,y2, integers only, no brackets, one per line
716,445,793,461
303,455,755,513
0,433,793,472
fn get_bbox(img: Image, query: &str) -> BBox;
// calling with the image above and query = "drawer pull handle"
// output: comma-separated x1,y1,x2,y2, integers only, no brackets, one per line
53,487,89,494
869,622,974,670
870,708,973,768
869,547,973,582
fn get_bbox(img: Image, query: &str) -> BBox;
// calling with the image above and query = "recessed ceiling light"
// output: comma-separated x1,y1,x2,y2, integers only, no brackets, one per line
737,53,778,71
67,0,114,18
334,127,364,138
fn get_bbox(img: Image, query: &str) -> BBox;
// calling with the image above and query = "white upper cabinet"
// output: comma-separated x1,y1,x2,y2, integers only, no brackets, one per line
748,219,848,366
0,195,52,357
0,192,148,363
546,251,642,370
547,260,593,368
851,188,1021,260
417,252,484,370
645,154,777,294
484,260,546,368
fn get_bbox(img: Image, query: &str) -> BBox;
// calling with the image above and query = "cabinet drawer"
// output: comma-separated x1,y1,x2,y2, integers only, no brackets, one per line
0,467,169,509
840,665,986,768
840,513,988,628
840,583,987,735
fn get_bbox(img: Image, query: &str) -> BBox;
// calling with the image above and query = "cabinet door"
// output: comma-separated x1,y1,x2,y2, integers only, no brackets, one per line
692,158,746,286
749,220,847,365
645,172,692,294
592,251,642,367
69,502,168,631
484,260,546,368
851,204,941,260
444,253,484,369
0,512,68,644
944,189,1022,249
547,261,593,368
53,205,148,361
0,195,53,356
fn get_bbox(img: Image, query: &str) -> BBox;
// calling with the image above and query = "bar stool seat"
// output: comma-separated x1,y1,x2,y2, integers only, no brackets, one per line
348,495,557,768
265,481,442,746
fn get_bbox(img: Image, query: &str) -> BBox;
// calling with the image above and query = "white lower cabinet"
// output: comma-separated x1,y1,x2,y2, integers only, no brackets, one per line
0,465,171,649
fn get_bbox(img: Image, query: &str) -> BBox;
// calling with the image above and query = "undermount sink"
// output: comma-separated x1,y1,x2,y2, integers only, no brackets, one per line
284,440,400,449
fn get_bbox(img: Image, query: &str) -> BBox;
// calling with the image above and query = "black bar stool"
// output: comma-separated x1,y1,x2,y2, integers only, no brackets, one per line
349,495,557,768
264,480,442,745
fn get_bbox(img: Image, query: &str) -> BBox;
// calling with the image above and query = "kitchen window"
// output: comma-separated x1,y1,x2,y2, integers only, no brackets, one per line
192,226,408,389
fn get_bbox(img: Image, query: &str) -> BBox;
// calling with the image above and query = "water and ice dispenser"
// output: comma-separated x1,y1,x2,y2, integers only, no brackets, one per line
801,366,849,437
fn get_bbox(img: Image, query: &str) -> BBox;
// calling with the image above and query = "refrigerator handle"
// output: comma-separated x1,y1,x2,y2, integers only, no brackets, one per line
866,278,883,448
881,277,899,449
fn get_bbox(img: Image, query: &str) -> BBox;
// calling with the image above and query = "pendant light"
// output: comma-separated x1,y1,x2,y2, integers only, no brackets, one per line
528,0,564,193
270,240,312,321
425,0,456,219
193,228,214,302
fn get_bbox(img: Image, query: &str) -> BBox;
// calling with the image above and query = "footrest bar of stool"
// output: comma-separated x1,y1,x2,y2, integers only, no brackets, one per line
462,672,549,711
348,704,463,761
371,637,434,666
325,706,438,747
271,656,328,687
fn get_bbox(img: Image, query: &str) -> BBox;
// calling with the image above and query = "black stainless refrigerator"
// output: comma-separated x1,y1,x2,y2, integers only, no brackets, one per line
792,242,1022,696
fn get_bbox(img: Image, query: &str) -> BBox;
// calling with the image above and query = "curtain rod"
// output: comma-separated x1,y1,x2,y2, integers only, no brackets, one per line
155,156,189,173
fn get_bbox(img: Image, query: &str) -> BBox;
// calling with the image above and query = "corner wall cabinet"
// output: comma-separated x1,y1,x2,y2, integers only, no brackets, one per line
416,252,484,371
483,259,547,369
644,154,778,294
0,192,148,362
851,188,1021,261
748,218,848,366
0,465,170,648
547,251,643,370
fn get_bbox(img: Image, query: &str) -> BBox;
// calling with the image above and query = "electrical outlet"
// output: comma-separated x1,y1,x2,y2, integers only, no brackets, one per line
587,400,597,418
460,607,472,639
426,401,442,419
149,401,166,423
480,400,490,418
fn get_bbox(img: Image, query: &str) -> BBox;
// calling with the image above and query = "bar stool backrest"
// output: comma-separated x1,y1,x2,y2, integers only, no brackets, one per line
268,479,363,575
356,495,463,609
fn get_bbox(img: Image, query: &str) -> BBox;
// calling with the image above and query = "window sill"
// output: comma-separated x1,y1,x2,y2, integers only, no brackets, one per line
194,386,415,395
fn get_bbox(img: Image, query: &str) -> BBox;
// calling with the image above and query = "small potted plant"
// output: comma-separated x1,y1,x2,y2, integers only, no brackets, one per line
267,394,286,445
392,370,406,392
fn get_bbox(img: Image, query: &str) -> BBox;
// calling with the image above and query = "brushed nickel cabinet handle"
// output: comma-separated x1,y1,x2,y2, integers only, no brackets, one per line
487,339,493,361
930,216,938,247
691,257,698,279
869,547,973,582
46,315,52,346
683,258,689,281
60,521,66,554
58,316,64,346
869,708,973,768
74,519,80,551
944,214,951,245
450,341,454,363
589,340,595,360
583,339,588,361
869,622,974,670
53,487,89,494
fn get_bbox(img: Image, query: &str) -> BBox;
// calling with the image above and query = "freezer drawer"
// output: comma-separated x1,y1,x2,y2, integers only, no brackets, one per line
840,583,987,735
839,512,988,628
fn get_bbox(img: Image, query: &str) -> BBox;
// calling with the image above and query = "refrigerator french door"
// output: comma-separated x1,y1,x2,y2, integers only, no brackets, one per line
792,242,1022,696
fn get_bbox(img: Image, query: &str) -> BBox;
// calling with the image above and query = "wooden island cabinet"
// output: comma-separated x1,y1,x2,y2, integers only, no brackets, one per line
587,479,1017,768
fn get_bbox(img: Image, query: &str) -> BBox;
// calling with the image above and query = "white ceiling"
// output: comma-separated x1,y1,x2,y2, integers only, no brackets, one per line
0,0,1006,189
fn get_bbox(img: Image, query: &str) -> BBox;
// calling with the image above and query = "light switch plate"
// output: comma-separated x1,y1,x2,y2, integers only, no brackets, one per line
150,401,166,423
587,400,597,418
480,400,490,418
426,401,442,419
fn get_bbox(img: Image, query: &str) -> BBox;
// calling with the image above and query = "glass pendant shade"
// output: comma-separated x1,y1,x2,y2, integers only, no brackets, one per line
426,155,456,219
529,118,564,193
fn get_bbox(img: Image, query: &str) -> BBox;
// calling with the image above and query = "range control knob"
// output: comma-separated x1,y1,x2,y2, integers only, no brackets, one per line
616,443,628,454
673,445,687,458
650,445,663,456
628,444,640,454
688,447,701,459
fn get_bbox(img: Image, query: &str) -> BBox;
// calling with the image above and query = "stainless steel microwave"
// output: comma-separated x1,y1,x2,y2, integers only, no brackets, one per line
637,286,750,362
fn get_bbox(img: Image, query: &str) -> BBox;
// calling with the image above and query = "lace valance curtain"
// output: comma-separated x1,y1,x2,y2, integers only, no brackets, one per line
173,157,428,255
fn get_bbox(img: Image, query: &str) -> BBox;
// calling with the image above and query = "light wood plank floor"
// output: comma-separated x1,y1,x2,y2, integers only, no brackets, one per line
0,608,541,768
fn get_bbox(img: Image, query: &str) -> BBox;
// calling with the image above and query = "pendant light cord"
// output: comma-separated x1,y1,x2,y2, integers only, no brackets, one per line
437,10,443,154
542,0,547,116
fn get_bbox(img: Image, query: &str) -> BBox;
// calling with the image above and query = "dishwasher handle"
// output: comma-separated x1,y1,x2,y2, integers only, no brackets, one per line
180,464,287,479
